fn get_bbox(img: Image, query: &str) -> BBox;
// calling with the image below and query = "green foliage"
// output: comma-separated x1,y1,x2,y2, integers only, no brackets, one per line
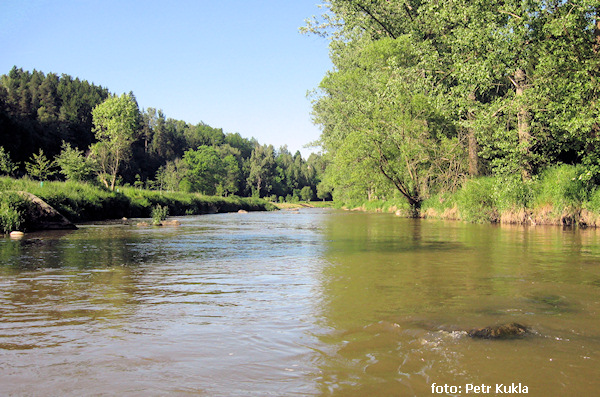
534,165,591,211
0,146,18,176
25,149,56,180
300,186,314,201
55,142,97,182
493,175,534,212
0,192,30,233
151,204,169,225
1,66,324,202
455,178,499,223
313,35,465,208
0,176,275,226
155,158,188,192
305,0,600,211
584,188,600,214
247,144,276,198
182,145,224,195
90,93,139,190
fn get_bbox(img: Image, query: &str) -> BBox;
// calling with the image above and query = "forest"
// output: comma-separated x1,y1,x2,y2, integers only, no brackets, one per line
305,0,600,223
0,67,328,202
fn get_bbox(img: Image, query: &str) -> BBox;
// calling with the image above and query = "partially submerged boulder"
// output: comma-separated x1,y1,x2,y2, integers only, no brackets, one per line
18,192,77,231
467,322,528,339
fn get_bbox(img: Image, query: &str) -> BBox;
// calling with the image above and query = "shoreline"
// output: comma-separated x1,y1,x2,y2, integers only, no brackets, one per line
342,203,600,228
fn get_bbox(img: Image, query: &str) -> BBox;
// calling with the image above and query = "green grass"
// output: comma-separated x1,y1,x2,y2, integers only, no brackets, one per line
0,176,276,233
338,164,600,226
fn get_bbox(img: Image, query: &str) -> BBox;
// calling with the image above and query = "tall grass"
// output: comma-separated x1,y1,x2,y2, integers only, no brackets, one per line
0,176,276,233
343,164,600,226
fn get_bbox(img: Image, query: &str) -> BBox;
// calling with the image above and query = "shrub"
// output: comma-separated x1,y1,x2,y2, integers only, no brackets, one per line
534,164,590,211
0,192,32,233
151,204,169,225
493,174,534,212
456,177,499,223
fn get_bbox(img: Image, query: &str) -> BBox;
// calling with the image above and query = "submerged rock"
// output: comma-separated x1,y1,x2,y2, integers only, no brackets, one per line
467,322,528,339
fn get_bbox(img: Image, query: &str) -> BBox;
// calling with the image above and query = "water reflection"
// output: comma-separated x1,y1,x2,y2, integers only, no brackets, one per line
0,210,599,396
315,212,600,396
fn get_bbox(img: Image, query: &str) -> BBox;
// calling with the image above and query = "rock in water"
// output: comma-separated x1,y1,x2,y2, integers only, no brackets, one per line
18,192,77,231
467,322,528,339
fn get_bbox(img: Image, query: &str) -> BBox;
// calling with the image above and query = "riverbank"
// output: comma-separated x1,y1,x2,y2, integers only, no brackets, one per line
272,201,334,210
340,165,600,227
0,177,276,234
343,200,600,227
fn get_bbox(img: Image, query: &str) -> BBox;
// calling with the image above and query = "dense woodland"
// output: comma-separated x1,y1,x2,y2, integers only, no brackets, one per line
305,0,600,213
0,67,328,201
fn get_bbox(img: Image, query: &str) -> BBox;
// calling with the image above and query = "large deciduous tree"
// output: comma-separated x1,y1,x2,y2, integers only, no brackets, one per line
247,144,276,198
307,0,600,207
90,93,139,190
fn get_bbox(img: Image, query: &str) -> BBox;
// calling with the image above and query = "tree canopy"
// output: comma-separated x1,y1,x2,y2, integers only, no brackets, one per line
306,0,600,207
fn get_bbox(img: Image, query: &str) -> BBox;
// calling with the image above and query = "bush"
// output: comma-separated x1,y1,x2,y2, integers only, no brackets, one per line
533,164,590,211
151,204,169,225
456,177,499,223
493,174,533,212
0,192,32,233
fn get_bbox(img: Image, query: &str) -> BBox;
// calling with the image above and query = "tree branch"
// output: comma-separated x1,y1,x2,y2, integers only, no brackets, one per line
353,2,397,39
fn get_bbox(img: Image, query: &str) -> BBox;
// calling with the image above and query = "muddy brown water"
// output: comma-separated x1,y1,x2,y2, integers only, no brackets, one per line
0,209,598,396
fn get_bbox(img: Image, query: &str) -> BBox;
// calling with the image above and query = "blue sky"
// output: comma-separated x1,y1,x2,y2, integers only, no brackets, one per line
0,0,331,157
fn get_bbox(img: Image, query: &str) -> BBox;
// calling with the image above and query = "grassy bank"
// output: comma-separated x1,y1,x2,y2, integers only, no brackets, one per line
0,177,276,233
341,165,600,227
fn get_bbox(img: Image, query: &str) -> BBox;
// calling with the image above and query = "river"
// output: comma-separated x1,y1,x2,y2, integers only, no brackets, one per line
0,209,598,396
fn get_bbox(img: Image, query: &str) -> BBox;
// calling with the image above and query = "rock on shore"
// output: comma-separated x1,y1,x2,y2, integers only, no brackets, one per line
18,192,77,231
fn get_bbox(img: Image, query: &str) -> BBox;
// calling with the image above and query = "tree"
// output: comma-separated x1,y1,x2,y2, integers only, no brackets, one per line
90,93,139,190
155,158,188,192
0,146,18,176
182,146,225,195
55,141,96,182
247,144,276,197
300,186,314,201
25,149,56,180
313,36,465,208
219,154,241,196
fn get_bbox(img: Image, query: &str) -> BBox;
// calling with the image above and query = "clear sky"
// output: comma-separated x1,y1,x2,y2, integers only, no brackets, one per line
0,0,331,158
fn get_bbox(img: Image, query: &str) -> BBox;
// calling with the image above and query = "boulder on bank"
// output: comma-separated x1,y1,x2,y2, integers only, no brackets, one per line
18,192,77,231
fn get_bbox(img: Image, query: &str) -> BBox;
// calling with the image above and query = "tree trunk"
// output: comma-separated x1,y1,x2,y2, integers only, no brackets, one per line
595,7,600,54
467,91,479,176
514,68,531,180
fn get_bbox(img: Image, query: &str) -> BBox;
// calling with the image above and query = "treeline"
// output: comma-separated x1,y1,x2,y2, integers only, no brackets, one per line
305,0,600,215
0,67,328,202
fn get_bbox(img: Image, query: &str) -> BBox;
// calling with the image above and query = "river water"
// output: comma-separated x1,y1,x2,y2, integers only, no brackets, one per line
0,209,598,396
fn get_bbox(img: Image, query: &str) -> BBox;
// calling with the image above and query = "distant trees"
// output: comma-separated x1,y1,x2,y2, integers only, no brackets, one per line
0,67,109,163
0,66,327,201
